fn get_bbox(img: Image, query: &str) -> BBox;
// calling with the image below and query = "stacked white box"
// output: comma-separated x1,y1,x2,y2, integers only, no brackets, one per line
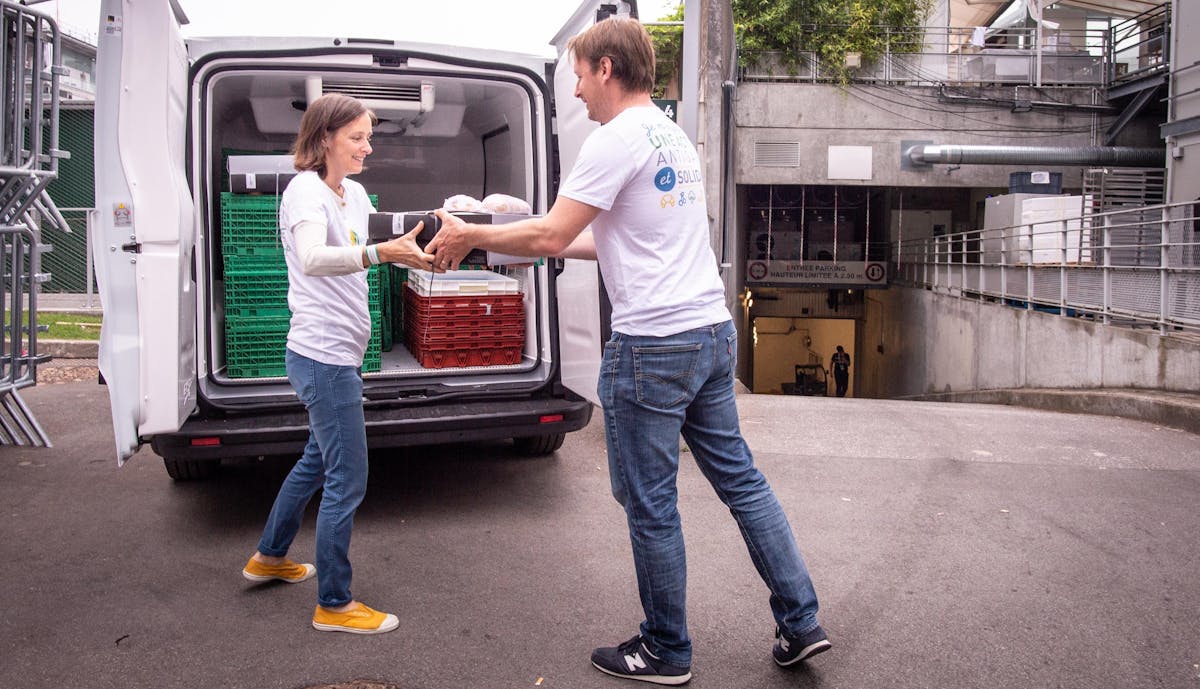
1018,196,1090,264
982,194,1091,265
405,269,520,296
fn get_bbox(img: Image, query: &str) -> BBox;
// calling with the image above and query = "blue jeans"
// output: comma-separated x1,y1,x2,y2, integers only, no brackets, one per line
256,349,368,608
599,320,821,667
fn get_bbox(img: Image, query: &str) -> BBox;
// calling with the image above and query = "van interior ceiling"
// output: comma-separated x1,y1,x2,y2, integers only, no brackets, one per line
201,68,549,389
205,71,535,211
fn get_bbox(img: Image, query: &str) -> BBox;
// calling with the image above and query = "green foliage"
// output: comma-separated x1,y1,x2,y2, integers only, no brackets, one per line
647,3,685,98
734,0,932,82
5,311,102,341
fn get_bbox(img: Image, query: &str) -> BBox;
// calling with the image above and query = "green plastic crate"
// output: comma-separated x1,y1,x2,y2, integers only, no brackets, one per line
223,253,287,276
220,193,284,260
376,265,392,351
224,266,290,317
219,191,383,377
225,315,290,378
364,313,383,373
219,193,378,260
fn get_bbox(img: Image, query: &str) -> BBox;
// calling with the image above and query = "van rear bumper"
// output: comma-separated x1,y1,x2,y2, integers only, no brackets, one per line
149,395,593,460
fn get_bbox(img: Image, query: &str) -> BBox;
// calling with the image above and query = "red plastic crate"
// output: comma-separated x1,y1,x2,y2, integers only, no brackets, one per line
408,341,524,368
404,312,525,333
404,312,525,346
404,284,524,319
406,323,525,347
402,281,527,368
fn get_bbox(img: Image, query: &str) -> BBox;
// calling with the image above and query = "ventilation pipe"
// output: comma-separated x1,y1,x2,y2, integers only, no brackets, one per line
905,144,1164,168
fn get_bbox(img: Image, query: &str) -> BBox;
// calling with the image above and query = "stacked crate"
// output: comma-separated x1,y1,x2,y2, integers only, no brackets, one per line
220,192,383,378
403,270,525,368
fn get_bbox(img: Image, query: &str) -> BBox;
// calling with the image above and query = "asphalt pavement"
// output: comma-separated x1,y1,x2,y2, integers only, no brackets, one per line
2,382,1198,689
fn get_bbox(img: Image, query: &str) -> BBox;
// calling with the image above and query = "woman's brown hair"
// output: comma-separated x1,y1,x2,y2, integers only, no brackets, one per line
291,93,377,178
567,16,655,95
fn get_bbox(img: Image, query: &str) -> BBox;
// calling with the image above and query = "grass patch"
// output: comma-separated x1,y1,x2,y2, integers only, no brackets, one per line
4,311,102,341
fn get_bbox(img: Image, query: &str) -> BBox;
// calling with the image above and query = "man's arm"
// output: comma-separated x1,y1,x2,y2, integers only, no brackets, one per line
556,229,596,260
428,196,600,270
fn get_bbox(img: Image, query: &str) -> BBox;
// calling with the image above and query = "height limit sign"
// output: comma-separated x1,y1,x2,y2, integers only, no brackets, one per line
653,99,678,121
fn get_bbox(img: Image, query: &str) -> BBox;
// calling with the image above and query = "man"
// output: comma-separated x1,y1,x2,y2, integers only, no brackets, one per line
831,345,851,397
428,17,829,685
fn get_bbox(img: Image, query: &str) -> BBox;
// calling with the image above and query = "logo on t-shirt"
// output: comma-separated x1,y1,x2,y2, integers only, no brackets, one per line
655,167,677,192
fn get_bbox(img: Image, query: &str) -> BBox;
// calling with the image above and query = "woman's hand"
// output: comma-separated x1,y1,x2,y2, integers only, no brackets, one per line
374,222,435,271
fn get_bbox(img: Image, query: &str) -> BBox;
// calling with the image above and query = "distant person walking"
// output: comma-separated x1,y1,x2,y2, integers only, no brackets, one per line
831,345,851,397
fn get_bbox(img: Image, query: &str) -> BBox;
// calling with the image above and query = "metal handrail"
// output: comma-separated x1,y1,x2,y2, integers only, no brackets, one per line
1108,3,1170,85
893,200,1200,333
738,25,1110,86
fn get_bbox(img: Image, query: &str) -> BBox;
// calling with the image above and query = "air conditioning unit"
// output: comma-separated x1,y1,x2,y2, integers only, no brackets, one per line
305,76,435,129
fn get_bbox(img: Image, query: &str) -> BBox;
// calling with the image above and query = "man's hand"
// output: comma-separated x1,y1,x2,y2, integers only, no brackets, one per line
426,210,475,273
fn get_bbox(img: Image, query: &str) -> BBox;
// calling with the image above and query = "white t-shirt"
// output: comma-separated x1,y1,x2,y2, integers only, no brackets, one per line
278,170,374,366
557,105,730,336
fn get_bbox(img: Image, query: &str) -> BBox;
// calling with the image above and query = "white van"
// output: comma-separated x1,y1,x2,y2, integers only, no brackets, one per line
91,0,634,479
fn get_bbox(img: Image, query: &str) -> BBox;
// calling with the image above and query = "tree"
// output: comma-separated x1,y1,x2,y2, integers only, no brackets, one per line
647,3,686,98
733,0,932,82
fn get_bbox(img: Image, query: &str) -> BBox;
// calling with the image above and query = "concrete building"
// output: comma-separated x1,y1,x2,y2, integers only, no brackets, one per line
672,0,1195,400
58,31,96,101
1164,0,1198,202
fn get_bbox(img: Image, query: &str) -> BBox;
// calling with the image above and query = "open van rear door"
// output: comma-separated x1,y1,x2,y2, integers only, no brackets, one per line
549,1,638,406
92,0,196,464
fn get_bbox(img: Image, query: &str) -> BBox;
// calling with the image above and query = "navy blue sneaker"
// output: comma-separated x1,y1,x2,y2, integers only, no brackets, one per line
773,625,832,666
591,635,692,685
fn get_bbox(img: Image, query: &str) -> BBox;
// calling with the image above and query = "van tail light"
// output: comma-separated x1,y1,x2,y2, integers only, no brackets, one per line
189,437,221,447
539,414,563,424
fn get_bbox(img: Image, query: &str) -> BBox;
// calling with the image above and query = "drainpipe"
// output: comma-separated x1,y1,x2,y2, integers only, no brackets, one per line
905,144,1165,168
720,80,735,272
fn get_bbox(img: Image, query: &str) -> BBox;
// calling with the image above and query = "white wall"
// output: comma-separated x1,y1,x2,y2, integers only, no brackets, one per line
859,287,1200,397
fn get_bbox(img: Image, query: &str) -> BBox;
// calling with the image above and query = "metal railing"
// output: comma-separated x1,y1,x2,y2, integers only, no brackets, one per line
1108,3,1170,86
0,0,68,446
894,200,1200,334
2,225,50,444
739,25,1109,86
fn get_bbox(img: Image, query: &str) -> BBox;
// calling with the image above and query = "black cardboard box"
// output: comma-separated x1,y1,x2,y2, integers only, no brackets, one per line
367,211,537,266
229,172,296,195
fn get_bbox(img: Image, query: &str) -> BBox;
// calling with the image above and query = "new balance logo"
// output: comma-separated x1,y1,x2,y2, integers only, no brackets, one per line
624,652,647,672
779,636,791,652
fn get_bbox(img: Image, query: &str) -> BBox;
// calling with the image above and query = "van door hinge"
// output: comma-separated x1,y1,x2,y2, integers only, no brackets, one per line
120,241,141,254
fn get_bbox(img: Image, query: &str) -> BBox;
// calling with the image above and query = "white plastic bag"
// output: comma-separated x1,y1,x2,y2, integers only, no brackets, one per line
442,194,485,212
481,193,532,215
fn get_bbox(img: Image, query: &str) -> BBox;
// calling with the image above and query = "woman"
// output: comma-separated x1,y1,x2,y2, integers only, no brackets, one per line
241,93,433,635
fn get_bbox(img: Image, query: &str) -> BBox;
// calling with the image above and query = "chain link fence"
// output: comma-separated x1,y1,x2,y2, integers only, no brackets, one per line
42,104,93,294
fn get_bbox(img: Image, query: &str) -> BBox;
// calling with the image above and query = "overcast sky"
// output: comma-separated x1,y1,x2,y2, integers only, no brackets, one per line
41,0,682,53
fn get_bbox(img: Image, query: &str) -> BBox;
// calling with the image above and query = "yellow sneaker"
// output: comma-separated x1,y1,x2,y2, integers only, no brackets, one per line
311,602,400,635
242,557,316,584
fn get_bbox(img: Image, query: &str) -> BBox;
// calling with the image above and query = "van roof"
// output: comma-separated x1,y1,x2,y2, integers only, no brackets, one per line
184,35,556,70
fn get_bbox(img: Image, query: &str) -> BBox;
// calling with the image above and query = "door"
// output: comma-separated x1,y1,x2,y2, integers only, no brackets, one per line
92,0,196,463
549,1,639,405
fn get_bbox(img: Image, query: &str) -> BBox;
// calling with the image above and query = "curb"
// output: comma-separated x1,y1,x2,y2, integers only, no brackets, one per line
909,388,1200,436
37,339,99,359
